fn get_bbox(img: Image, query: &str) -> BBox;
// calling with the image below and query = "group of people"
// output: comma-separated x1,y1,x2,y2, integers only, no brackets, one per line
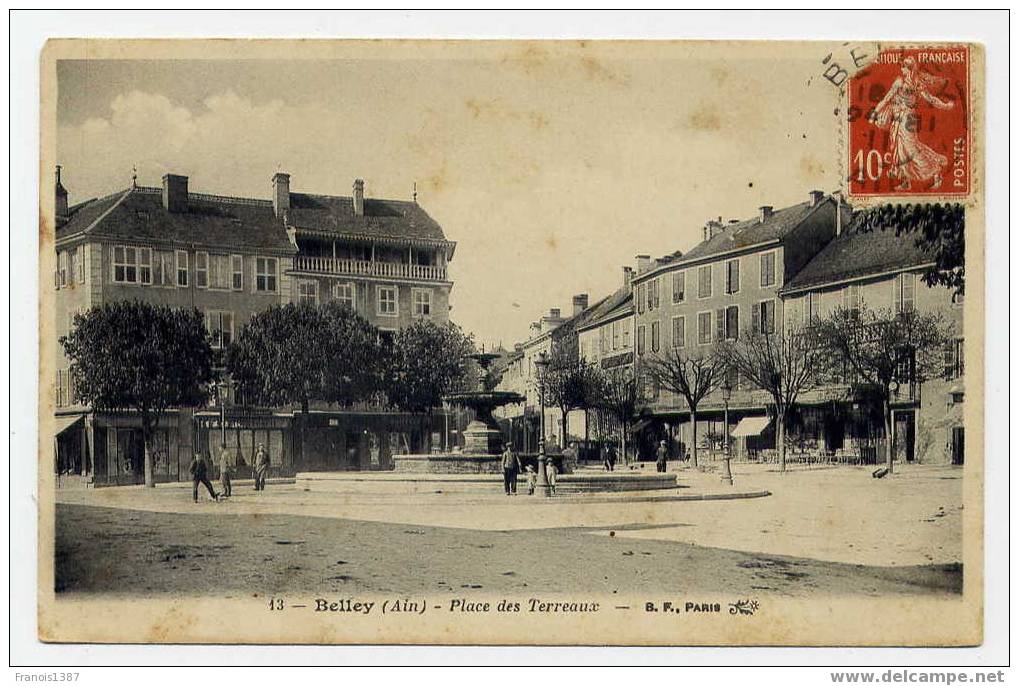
188,442,272,503
500,443,559,496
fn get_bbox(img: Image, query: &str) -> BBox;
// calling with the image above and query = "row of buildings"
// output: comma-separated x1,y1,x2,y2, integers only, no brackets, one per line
53,167,460,485
495,191,965,466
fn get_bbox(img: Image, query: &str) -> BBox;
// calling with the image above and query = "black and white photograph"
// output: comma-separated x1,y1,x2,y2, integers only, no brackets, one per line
32,34,986,649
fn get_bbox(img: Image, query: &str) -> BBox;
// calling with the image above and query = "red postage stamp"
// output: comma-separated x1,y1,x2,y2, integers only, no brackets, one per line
847,45,970,197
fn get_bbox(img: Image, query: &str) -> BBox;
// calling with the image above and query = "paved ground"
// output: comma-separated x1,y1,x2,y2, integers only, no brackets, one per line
54,463,962,598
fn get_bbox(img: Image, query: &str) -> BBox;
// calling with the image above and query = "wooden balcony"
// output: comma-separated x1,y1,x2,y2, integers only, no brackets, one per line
292,256,447,281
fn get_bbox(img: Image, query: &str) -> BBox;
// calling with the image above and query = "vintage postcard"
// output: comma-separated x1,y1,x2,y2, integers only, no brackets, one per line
38,39,984,646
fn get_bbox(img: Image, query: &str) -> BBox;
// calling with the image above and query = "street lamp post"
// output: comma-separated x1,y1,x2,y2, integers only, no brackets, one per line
534,351,551,497
720,377,734,486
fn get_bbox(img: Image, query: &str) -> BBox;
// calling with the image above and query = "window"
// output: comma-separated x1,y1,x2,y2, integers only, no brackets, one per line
57,250,68,287
297,280,319,305
648,278,660,311
231,255,243,291
672,316,686,348
636,283,646,314
636,324,646,356
725,259,740,294
651,321,660,352
413,289,432,317
753,299,776,334
255,257,278,293
843,283,861,316
893,273,915,314
944,338,964,380
76,247,85,284
206,254,231,289
724,305,739,340
154,251,175,287
672,271,686,303
139,247,152,285
622,321,631,349
697,311,712,345
112,245,138,283
599,326,609,353
377,285,398,316
194,251,209,289
760,251,776,287
803,292,820,325
206,310,234,349
697,265,712,298
176,250,189,287
611,320,621,350
333,282,356,310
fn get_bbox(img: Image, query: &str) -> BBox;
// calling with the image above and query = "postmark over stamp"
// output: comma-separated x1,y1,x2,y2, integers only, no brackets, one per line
847,46,970,198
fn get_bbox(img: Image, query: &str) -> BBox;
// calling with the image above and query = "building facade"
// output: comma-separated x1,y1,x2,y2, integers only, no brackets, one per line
780,220,965,465
628,191,848,461
53,168,456,485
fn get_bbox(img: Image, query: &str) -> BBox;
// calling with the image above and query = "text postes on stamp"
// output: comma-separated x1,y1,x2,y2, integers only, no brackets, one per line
847,46,970,198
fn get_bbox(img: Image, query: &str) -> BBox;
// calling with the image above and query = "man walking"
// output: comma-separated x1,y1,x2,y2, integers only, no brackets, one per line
545,454,559,495
253,443,270,492
189,453,218,503
655,439,669,473
219,447,233,498
604,442,617,472
501,444,521,495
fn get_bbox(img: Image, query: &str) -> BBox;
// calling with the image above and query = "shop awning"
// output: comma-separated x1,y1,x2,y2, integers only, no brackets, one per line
731,416,771,438
628,418,653,434
54,414,84,438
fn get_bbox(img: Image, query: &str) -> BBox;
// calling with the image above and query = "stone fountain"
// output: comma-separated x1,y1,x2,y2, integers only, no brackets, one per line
391,351,524,473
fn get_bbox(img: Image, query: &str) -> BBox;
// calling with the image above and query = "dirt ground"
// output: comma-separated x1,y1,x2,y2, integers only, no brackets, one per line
54,464,963,598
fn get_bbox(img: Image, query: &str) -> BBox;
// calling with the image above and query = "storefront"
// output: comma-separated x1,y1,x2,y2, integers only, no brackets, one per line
195,408,294,478
296,411,438,472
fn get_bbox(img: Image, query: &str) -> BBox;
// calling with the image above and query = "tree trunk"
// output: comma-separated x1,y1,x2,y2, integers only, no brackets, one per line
690,408,699,468
584,408,590,461
620,420,628,465
776,407,786,473
299,398,310,470
142,414,155,488
561,409,569,449
884,397,894,474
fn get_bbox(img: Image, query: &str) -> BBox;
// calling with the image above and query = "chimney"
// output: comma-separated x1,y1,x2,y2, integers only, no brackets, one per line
162,174,189,213
703,218,724,241
809,190,825,207
55,165,68,220
353,178,365,216
549,308,561,319
622,266,634,287
758,205,773,223
572,293,589,317
272,172,290,219
635,255,651,274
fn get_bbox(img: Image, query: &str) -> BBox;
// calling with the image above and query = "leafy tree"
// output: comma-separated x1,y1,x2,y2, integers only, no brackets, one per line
718,324,828,472
227,302,384,413
644,346,727,467
857,203,965,296
389,320,475,414
60,301,214,487
538,341,596,448
813,305,948,473
591,365,650,463
226,302,385,461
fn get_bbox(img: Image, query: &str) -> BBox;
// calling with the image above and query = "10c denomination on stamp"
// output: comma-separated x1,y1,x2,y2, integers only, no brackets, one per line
847,46,970,197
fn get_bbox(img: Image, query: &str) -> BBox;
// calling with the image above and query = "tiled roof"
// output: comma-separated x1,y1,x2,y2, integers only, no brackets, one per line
576,286,634,332
780,214,934,293
288,193,448,243
637,198,833,279
56,187,296,254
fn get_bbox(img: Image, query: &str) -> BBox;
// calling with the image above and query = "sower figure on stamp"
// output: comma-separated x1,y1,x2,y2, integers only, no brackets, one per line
219,447,233,499
189,453,218,503
501,444,521,495
253,443,270,492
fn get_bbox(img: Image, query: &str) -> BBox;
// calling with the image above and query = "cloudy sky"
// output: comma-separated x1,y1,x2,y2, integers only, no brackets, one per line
56,43,842,348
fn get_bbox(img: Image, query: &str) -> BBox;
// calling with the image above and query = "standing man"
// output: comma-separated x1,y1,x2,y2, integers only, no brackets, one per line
545,454,559,495
189,453,218,503
655,439,669,473
606,442,618,472
218,447,233,499
501,444,521,496
253,442,270,492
